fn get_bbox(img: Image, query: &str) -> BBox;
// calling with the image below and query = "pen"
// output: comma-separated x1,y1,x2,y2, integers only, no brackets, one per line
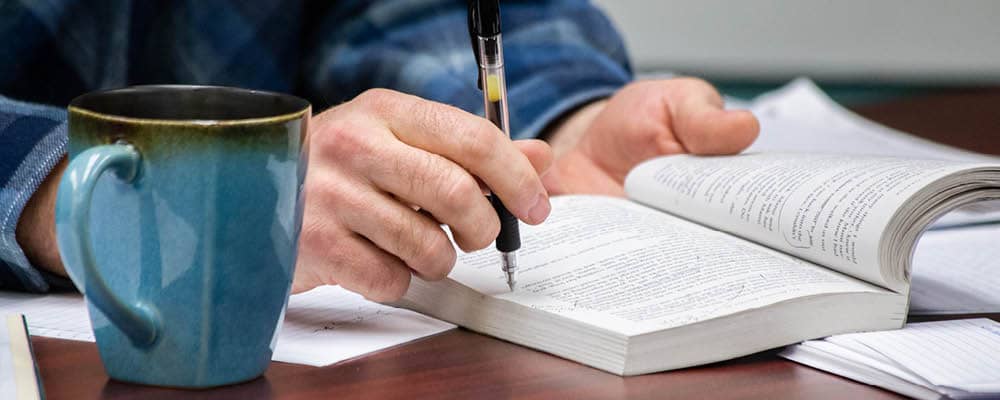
468,0,520,291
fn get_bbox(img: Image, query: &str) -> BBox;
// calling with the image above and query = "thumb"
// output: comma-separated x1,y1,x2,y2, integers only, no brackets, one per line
513,139,553,175
669,80,760,155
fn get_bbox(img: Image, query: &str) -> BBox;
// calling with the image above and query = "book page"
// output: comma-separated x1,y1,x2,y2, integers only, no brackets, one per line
625,154,973,290
447,196,891,336
745,78,1000,231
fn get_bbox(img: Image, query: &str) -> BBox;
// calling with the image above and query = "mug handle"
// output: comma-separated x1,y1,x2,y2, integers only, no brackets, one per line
55,143,160,347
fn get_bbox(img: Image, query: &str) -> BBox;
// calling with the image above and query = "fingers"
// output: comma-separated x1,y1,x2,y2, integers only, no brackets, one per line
298,225,412,302
349,89,551,225
348,141,498,252
323,121,501,250
304,164,462,290
295,169,415,301
667,78,760,155
295,90,557,299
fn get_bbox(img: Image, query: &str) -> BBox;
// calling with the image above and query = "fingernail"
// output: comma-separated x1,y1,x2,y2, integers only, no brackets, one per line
527,193,551,224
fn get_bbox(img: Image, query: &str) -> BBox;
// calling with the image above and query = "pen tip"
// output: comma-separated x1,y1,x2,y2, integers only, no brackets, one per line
501,252,517,292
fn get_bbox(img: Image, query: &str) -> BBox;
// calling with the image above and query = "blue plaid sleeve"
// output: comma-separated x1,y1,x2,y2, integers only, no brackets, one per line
0,96,68,292
304,0,632,139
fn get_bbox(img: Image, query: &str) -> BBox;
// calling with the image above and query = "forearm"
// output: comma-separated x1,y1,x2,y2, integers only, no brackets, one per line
15,158,67,278
0,95,69,292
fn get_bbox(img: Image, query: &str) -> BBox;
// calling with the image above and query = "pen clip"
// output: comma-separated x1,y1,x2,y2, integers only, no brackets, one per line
467,0,484,91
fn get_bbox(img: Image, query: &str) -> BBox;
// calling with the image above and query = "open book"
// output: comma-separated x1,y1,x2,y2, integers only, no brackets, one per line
395,153,1000,376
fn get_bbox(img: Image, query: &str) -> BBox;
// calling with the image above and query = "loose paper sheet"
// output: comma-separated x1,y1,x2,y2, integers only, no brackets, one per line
910,225,1000,314
0,286,454,367
823,319,1000,392
745,78,997,163
782,319,1000,399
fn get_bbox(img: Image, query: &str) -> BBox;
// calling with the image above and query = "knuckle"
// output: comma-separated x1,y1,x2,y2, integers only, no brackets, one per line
396,152,434,198
386,211,420,257
413,232,456,281
365,265,410,302
304,176,348,211
354,88,400,113
298,218,333,254
512,164,538,194
452,200,499,252
465,216,500,251
356,88,394,104
457,119,498,161
440,172,481,210
314,119,370,160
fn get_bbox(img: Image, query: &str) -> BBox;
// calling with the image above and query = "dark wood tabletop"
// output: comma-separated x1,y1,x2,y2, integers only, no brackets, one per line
31,87,1000,400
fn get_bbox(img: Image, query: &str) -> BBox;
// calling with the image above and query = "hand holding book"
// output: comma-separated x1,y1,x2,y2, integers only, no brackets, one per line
542,79,759,196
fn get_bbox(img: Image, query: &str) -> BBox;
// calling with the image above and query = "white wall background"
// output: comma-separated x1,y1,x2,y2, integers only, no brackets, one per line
591,0,1000,84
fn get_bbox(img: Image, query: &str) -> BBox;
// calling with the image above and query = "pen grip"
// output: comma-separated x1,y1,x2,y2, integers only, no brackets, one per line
490,194,521,252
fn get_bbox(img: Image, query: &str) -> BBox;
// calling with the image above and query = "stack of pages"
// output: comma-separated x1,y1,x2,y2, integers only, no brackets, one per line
742,78,1000,315
781,319,1000,399
0,315,43,400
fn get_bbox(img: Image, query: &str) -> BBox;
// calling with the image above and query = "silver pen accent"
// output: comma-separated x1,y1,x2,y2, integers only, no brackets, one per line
501,252,517,290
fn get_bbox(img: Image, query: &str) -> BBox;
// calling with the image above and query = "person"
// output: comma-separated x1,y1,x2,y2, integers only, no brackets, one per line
1,1,758,301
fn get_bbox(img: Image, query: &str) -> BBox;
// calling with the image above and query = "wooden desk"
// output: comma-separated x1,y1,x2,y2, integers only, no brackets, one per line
32,89,1000,400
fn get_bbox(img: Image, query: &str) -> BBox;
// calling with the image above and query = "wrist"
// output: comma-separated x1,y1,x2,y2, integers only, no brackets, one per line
16,157,68,278
541,99,607,158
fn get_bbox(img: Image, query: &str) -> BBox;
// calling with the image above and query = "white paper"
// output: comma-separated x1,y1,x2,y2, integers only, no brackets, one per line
746,78,996,163
910,225,1000,314
273,286,454,366
783,319,1000,399
0,286,454,367
0,293,92,341
826,319,1000,394
928,200,1000,230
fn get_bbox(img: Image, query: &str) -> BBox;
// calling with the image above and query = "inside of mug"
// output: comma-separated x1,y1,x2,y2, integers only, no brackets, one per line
71,85,310,121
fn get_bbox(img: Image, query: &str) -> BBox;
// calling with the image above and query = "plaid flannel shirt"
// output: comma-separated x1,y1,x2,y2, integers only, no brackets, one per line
0,0,631,292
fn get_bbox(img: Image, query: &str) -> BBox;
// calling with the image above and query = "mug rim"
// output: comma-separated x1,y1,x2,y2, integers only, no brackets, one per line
69,84,311,127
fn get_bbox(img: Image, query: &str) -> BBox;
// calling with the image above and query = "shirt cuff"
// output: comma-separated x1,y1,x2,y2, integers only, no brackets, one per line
0,98,68,292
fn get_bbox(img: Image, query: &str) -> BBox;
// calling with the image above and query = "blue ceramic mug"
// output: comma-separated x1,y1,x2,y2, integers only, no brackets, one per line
55,85,310,388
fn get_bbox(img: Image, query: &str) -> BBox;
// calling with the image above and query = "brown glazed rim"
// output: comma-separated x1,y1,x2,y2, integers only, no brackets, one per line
68,85,311,127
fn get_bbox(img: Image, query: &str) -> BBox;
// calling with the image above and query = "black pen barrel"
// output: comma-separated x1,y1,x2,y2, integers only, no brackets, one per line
491,195,521,252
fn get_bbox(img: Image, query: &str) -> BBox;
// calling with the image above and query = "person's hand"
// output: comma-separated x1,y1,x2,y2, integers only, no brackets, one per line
292,89,553,301
543,78,760,195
